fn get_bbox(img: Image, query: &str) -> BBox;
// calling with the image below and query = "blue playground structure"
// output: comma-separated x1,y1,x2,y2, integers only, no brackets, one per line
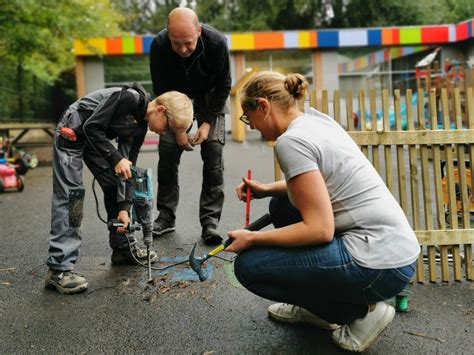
355,92,457,130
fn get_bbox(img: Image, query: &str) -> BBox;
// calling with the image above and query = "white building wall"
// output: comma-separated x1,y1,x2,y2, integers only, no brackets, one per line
84,59,105,94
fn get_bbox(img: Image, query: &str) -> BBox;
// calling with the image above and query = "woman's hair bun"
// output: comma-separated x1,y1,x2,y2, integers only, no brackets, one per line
284,73,308,100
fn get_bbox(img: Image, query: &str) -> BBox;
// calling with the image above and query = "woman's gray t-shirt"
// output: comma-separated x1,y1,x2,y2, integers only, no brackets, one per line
275,108,420,269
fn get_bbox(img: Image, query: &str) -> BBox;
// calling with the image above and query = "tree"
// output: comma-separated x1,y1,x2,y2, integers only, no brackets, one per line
415,0,474,25
195,0,463,31
111,0,181,35
0,0,123,119
196,0,329,31
0,0,123,84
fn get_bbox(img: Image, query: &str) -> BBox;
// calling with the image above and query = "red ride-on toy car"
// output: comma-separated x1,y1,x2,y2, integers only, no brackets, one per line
0,151,25,192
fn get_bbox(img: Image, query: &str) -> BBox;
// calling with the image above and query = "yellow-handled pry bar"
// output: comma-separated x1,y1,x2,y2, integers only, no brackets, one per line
189,213,272,281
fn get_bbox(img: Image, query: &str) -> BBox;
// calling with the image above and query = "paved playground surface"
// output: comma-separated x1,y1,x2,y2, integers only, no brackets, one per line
0,131,473,354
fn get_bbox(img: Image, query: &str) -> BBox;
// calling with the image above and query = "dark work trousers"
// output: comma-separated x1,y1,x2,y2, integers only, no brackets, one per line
47,111,134,272
156,115,225,228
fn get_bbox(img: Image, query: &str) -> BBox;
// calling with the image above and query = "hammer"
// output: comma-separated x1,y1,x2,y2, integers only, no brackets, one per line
189,213,272,281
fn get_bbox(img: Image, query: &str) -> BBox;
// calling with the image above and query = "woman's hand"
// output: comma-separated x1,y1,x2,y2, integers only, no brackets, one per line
236,178,268,202
114,158,132,180
225,229,255,253
116,210,130,234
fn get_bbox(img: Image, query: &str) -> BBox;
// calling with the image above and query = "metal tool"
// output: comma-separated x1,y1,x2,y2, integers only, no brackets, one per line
245,169,251,227
129,166,154,282
189,213,272,281
109,167,154,281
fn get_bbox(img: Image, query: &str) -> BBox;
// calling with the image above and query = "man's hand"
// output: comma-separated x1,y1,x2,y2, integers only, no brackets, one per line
114,158,132,180
175,131,194,151
116,210,130,234
191,122,211,145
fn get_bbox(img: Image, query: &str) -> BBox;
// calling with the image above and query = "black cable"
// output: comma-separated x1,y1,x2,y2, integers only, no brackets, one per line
92,176,107,224
91,166,237,276
122,233,191,271
90,168,178,270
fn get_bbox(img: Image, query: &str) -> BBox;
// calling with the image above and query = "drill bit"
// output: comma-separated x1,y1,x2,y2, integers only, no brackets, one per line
146,246,152,283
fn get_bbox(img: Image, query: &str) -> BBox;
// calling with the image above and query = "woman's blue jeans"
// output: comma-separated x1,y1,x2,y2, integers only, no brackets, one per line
234,195,416,325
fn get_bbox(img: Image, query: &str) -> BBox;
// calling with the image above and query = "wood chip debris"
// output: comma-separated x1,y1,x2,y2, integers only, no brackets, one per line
159,286,171,293
0,268,16,273
143,293,157,303
403,331,446,343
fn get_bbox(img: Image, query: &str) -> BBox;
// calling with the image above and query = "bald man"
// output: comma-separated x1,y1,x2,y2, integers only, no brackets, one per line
149,8,231,245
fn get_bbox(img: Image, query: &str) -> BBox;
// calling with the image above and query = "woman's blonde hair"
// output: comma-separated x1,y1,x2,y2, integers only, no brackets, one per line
154,91,193,132
240,71,308,112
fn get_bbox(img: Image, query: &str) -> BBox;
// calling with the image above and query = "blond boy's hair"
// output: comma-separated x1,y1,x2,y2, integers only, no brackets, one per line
154,91,193,133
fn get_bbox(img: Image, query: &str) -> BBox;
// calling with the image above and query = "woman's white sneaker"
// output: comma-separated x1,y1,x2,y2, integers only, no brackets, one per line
268,303,339,330
332,302,395,352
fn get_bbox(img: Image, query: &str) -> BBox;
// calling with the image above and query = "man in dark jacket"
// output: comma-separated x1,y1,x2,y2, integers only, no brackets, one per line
45,84,193,294
149,7,231,245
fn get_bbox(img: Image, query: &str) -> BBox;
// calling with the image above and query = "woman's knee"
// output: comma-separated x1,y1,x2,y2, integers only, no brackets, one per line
233,253,252,286
234,249,266,288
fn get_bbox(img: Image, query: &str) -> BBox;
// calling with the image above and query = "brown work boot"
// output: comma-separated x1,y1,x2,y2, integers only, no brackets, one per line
45,269,88,294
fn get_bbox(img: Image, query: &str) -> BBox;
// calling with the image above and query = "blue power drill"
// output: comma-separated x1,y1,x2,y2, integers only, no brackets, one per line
107,166,154,280
130,166,154,281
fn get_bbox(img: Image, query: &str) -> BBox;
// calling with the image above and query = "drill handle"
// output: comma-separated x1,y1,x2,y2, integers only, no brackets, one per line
107,219,124,232
107,219,141,232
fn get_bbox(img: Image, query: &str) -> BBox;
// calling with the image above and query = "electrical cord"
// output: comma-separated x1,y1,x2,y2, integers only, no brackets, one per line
92,177,202,271
92,177,180,269
92,175,235,275
92,176,108,224
122,233,193,271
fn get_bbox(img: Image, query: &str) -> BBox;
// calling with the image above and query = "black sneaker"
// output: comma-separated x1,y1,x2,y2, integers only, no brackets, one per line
45,269,88,294
111,244,159,265
152,218,176,236
201,225,223,245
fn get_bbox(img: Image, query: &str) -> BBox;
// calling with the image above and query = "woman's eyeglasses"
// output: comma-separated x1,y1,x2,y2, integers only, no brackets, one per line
239,109,250,125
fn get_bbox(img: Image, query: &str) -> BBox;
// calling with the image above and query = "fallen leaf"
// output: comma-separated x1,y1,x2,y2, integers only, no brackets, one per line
179,281,190,288
159,286,171,293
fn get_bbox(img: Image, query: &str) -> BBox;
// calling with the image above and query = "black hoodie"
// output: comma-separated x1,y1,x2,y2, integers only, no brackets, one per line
150,24,231,124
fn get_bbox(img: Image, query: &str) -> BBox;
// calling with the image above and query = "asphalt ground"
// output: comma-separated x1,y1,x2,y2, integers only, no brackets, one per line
0,131,473,354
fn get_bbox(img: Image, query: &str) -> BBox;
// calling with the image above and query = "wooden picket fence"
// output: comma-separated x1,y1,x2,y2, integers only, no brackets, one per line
305,87,474,283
